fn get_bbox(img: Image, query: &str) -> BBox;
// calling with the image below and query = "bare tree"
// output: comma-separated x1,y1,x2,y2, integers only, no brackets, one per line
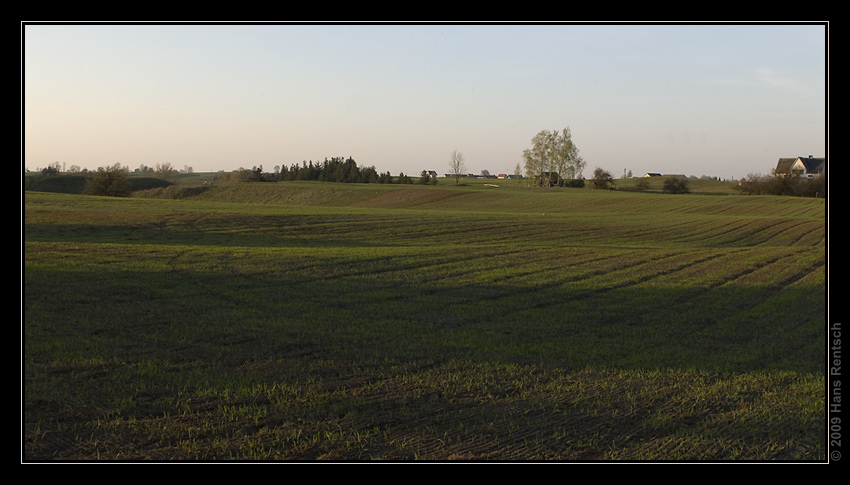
448,150,466,185
155,162,179,181
84,163,130,197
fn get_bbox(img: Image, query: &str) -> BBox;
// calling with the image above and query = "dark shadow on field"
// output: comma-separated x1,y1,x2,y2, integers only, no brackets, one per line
24,263,825,375
22,192,827,460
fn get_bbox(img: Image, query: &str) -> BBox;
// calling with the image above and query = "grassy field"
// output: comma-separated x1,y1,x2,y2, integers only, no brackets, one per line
23,179,827,461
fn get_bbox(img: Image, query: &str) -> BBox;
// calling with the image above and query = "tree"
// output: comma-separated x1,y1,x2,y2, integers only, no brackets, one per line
662,177,690,194
40,165,59,176
448,150,466,185
523,130,552,185
155,162,179,182
84,163,130,197
362,165,379,184
591,167,614,189
249,165,265,182
522,127,586,186
551,127,585,181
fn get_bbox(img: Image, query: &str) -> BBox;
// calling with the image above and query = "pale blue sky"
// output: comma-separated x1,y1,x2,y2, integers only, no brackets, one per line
23,22,827,180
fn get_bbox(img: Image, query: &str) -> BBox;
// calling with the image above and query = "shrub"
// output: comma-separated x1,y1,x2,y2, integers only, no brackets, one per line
736,173,825,198
83,163,130,197
591,168,614,189
662,177,690,194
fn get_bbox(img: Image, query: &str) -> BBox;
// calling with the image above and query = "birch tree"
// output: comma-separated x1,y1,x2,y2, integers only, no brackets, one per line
523,130,554,185
552,127,585,181
522,128,585,186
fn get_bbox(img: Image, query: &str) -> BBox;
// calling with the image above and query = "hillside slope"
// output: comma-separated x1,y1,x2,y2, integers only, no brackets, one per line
137,181,826,220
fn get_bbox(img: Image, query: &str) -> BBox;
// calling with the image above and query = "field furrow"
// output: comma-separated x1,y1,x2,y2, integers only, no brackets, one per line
23,187,827,461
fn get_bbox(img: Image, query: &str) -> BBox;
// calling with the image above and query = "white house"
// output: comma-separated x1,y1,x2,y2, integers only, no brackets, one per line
775,156,825,179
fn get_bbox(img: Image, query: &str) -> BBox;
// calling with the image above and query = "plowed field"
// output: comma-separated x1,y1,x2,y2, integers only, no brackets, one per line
23,184,827,461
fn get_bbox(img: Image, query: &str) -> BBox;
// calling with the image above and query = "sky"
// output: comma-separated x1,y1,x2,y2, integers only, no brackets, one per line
22,22,828,180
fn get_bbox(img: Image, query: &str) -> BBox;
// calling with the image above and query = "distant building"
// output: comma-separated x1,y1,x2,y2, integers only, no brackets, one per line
775,156,825,179
643,173,663,177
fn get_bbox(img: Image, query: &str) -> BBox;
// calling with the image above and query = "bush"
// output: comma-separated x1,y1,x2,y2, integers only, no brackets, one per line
662,177,690,194
591,168,614,189
83,163,130,197
736,173,825,198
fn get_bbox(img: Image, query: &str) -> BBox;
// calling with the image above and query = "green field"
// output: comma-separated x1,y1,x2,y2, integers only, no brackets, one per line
23,180,828,461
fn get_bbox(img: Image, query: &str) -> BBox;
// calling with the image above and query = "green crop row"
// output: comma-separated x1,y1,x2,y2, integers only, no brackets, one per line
23,188,826,461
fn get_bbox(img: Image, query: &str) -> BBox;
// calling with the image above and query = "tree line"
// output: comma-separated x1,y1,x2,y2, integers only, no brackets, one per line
736,172,825,198
36,156,437,197
275,157,379,183
227,157,431,185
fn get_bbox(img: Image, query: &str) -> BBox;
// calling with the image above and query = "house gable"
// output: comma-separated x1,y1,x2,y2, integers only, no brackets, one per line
775,156,825,178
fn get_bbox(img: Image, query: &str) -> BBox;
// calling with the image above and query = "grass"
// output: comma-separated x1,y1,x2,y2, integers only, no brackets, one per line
23,181,827,461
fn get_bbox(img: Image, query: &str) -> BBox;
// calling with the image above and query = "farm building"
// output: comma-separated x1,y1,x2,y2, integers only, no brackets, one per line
643,173,687,178
775,156,825,179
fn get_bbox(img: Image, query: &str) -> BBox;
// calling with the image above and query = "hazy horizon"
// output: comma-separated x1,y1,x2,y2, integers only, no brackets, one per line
23,22,827,180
